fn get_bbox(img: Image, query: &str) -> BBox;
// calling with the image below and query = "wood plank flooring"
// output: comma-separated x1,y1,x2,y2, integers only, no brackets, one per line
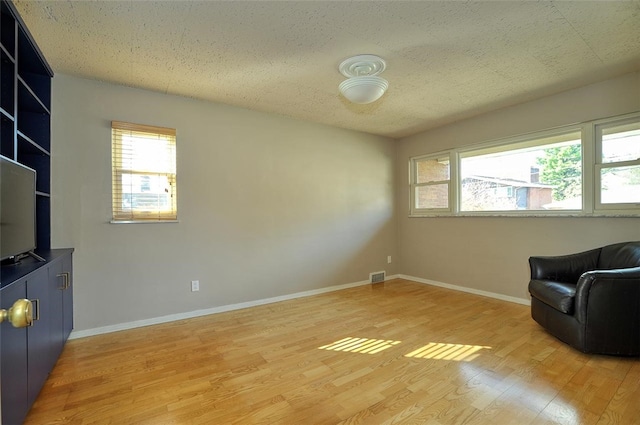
24,279,640,424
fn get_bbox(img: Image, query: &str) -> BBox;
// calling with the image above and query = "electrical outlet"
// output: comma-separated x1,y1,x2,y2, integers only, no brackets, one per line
387,256,392,264
191,280,200,292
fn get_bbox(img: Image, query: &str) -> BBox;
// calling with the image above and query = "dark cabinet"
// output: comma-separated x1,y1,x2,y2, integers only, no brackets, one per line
1,249,73,425
0,278,29,425
0,2,66,423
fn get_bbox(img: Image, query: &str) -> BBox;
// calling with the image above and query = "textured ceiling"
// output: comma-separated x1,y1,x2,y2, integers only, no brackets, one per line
13,0,640,139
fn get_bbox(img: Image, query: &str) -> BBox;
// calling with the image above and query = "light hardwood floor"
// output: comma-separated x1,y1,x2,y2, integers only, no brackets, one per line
25,279,640,425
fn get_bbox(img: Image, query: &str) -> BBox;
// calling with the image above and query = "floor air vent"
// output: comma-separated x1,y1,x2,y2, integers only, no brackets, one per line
370,271,386,284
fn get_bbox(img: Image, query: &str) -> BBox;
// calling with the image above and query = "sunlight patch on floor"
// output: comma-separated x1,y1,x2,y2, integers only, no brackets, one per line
405,342,491,361
318,337,401,354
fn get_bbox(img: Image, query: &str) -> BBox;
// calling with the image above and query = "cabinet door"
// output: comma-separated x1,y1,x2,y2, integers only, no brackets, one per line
48,253,73,360
25,267,52,408
1,280,29,425
62,253,73,342
48,259,65,359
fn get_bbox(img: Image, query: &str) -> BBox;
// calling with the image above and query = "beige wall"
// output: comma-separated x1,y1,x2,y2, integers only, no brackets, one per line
52,71,640,333
51,74,397,332
396,72,640,300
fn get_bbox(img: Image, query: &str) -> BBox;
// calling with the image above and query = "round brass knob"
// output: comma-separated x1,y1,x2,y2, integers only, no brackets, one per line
0,299,33,328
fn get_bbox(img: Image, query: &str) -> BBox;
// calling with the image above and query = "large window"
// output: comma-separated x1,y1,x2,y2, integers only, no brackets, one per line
460,131,582,212
111,121,177,222
410,112,640,216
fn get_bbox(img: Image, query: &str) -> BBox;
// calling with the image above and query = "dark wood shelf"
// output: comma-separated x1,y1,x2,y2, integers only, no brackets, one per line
0,1,15,58
1,0,52,251
0,112,15,157
1,49,15,113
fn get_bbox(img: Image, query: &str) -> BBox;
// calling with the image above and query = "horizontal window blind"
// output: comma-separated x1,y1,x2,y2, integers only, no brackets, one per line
112,121,177,221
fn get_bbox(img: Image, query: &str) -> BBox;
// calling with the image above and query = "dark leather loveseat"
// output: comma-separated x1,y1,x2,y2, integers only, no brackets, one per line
528,241,640,356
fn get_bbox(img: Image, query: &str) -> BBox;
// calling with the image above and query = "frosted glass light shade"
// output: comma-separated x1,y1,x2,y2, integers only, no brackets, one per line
339,76,388,104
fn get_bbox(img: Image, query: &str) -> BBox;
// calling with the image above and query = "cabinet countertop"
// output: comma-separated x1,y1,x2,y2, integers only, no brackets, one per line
0,248,74,289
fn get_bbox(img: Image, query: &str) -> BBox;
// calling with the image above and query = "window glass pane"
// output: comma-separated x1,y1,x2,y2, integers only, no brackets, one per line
461,138,581,211
600,165,640,204
121,174,173,212
601,122,640,164
415,184,448,209
416,158,449,183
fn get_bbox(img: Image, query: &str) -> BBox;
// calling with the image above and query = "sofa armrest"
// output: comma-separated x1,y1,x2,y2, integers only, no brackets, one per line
574,266,640,324
529,248,601,282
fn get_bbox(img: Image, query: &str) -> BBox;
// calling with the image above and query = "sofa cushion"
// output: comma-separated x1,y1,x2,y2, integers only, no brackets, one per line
598,241,640,270
529,280,576,314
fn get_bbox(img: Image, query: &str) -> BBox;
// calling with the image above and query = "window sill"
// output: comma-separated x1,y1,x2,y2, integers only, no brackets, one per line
110,220,180,224
409,212,640,218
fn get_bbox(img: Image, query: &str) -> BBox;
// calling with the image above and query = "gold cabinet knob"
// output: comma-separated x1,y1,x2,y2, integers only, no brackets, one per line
0,299,34,328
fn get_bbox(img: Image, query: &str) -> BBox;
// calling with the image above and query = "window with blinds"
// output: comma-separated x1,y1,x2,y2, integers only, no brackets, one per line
111,121,177,222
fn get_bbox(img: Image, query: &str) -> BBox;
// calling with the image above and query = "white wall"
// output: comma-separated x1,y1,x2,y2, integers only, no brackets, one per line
51,74,397,332
396,72,640,301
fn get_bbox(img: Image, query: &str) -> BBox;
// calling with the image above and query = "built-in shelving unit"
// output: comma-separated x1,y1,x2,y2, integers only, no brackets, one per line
0,2,70,424
0,0,53,251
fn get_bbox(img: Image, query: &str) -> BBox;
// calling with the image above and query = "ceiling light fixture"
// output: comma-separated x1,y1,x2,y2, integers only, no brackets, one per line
338,54,388,104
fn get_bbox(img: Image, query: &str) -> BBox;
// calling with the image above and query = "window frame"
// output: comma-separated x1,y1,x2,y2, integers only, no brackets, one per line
409,151,455,215
593,115,640,213
111,121,178,223
409,111,640,218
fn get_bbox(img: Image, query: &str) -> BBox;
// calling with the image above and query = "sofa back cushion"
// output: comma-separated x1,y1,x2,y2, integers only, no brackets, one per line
598,241,640,270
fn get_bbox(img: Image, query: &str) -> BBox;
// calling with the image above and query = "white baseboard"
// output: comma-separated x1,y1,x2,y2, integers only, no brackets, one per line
70,274,401,340
399,274,531,306
71,273,526,339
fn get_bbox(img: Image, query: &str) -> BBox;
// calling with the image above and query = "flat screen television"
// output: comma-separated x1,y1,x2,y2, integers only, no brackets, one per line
0,154,37,262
